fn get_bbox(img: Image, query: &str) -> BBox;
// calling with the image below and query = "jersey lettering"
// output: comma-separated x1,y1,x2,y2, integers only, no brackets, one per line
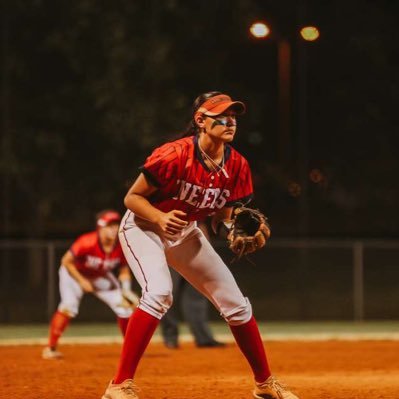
104,258,121,270
179,181,193,201
175,179,230,210
141,136,254,221
86,255,103,269
186,184,201,206
200,188,214,208
215,189,230,208
209,188,221,208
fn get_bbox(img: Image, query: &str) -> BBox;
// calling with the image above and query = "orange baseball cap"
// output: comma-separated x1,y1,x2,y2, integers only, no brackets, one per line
96,210,121,227
196,94,246,117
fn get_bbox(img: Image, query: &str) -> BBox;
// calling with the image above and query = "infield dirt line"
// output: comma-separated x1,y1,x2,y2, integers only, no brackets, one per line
2,331,399,346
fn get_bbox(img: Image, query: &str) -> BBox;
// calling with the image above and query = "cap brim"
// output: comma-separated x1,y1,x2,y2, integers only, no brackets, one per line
97,218,120,227
203,101,246,116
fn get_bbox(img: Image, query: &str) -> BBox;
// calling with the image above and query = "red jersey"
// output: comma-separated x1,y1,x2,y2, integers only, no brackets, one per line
69,231,127,278
139,135,253,221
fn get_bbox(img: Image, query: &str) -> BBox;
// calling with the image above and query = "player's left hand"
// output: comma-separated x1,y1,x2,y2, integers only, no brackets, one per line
228,206,270,259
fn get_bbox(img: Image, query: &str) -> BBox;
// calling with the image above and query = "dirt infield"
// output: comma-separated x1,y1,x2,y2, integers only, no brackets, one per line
2,340,399,399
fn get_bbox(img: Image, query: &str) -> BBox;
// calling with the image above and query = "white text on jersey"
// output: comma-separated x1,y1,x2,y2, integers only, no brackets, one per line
173,180,230,209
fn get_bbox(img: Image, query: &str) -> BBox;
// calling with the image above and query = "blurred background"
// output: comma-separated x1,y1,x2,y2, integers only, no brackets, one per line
1,0,398,324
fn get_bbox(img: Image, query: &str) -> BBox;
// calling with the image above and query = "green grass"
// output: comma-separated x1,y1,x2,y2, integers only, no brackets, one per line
0,321,398,341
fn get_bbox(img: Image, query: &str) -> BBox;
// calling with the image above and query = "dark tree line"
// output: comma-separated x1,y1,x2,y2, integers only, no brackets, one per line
1,0,398,238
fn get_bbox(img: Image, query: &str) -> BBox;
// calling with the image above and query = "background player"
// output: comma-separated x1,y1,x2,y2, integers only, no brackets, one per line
101,92,299,399
42,210,139,359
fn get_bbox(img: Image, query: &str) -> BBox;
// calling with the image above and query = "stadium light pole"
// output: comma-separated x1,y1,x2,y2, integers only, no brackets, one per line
249,21,291,166
250,17,320,319
297,22,320,240
249,21,320,169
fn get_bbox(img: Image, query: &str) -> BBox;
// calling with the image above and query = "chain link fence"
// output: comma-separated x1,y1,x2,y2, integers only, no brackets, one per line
0,239,398,323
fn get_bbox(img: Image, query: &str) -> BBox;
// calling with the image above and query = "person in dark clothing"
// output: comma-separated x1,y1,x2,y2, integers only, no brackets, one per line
161,267,225,348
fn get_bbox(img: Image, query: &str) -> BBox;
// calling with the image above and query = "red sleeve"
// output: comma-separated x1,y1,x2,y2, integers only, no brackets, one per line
69,235,90,259
225,157,254,207
139,143,179,187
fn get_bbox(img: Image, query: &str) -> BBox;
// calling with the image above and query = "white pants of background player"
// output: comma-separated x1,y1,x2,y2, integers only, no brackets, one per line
119,211,252,326
57,266,133,318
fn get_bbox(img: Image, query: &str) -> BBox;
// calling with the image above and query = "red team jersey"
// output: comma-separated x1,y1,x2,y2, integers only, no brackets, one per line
69,231,127,278
140,135,253,221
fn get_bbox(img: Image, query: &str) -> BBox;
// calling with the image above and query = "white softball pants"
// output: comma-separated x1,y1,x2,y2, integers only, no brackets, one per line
119,211,252,325
57,266,133,318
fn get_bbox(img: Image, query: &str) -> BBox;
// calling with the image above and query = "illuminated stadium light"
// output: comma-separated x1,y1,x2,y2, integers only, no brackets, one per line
249,22,270,39
300,26,320,41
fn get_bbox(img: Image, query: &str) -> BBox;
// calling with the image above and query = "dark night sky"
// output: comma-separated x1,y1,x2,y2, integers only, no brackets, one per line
0,0,398,238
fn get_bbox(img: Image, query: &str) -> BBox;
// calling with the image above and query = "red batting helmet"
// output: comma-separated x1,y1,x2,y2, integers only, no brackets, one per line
96,210,121,227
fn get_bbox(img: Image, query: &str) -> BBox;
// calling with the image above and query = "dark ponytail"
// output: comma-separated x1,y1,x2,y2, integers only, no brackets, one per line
180,91,222,138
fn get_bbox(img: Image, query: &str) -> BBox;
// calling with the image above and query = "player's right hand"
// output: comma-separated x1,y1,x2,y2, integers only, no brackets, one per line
79,278,94,293
156,210,188,237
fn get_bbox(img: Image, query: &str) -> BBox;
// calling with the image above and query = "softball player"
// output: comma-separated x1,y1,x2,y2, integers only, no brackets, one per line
42,210,139,360
101,93,299,399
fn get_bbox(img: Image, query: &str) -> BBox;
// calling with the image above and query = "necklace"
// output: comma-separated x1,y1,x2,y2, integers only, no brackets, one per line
198,140,229,178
